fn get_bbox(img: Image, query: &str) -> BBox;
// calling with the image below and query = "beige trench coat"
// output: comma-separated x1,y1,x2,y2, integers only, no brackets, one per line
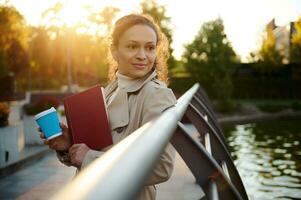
77,71,177,200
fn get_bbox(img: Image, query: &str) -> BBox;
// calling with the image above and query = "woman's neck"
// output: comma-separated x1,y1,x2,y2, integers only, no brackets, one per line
116,71,138,89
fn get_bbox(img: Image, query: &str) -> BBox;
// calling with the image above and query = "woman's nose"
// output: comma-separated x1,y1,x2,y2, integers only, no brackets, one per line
135,48,146,60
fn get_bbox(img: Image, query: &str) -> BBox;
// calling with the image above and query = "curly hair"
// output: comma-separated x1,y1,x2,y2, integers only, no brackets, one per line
107,14,170,84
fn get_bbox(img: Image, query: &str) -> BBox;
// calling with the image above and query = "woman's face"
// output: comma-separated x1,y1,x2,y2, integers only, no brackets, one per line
112,24,157,78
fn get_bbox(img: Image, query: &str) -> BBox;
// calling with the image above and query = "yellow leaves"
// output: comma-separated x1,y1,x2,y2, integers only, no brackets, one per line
41,2,63,19
0,4,27,51
291,17,301,47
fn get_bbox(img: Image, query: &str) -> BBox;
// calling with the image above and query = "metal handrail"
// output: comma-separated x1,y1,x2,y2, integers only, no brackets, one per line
50,84,200,200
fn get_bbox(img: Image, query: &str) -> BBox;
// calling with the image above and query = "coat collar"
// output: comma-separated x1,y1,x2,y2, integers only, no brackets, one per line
104,70,157,97
104,70,157,131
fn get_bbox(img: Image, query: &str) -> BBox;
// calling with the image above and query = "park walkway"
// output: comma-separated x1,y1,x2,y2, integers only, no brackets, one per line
0,151,203,200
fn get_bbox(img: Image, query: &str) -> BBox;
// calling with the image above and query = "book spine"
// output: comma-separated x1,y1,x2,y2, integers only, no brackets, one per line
101,87,109,118
64,100,75,144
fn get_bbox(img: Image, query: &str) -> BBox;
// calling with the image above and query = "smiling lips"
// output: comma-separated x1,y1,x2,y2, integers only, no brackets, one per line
132,63,147,69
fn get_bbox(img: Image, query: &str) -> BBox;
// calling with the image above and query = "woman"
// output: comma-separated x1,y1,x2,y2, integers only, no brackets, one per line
40,14,177,200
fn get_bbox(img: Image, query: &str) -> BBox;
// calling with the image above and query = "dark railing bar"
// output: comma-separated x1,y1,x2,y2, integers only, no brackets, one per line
189,103,231,155
193,95,218,123
191,97,233,184
221,161,231,180
172,122,244,200
192,96,227,144
186,104,249,199
205,133,212,155
195,86,216,115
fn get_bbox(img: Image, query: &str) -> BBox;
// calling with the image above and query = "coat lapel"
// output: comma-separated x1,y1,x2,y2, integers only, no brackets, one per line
105,70,157,131
107,88,129,130
124,70,157,93
104,81,117,102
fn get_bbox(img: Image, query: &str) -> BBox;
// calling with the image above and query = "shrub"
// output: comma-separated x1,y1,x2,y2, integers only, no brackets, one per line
292,101,301,111
0,102,10,127
23,96,60,115
216,99,235,113
257,104,287,113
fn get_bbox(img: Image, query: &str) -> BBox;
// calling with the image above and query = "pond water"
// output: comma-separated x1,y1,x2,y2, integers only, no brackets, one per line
223,118,301,200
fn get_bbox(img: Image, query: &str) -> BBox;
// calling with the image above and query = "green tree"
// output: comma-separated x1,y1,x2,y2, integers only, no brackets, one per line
88,6,120,36
6,39,30,76
182,18,238,112
290,17,301,79
140,0,177,75
0,51,9,78
29,27,50,76
29,4,120,89
290,17,301,64
87,6,120,83
255,25,283,74
0,3,29,78
40,2,63,28
28,26,63,89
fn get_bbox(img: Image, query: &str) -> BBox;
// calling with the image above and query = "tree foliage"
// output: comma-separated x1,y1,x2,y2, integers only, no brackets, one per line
182,18,237,111
254,25,283,74
26,4,120,89
88,6,120,36
140,0,177,74
290,17,301,65
0,3,29,78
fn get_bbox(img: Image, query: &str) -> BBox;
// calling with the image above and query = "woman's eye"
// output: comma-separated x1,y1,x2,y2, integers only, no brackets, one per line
146,45,155,51
127,44,137,50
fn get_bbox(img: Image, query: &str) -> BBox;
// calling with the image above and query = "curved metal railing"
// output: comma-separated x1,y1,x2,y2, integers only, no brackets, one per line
50,83,248,200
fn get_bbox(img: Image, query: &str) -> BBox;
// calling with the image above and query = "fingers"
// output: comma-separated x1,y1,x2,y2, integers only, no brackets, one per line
69,144,87,157
40,133,46,139
69,145,78,163
48,139,58,149
69,144,81,153
69,144,88,168
44,139,50,145
49,143,57,150
60,122,68,130
38,127,58,149
38,127,46,140
60,123,69,137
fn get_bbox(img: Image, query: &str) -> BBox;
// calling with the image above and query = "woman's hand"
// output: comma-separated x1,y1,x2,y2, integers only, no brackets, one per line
69,143,90,168
39,122,72,151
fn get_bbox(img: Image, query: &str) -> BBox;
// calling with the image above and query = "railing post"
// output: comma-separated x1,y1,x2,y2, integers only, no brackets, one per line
208,180,219,200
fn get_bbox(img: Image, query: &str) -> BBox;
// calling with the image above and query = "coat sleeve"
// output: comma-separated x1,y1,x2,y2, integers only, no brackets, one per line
80,149,105,169
56,147,111,169
141,85,177,185
80,144,113,169
56,149,105,169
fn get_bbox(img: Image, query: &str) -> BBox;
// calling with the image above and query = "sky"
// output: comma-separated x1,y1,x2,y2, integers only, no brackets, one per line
3,0,301,62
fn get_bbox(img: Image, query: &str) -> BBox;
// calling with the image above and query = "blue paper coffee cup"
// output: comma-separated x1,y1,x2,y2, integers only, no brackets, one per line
34,107,62,140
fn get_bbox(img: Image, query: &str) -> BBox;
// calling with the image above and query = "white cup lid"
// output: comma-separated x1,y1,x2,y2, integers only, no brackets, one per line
34,107,56,120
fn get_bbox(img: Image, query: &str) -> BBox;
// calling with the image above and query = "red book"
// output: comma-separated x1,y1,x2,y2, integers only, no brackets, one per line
63,85,112,150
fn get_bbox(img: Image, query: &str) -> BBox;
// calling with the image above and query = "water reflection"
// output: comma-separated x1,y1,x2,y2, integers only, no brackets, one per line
223,118,301,200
